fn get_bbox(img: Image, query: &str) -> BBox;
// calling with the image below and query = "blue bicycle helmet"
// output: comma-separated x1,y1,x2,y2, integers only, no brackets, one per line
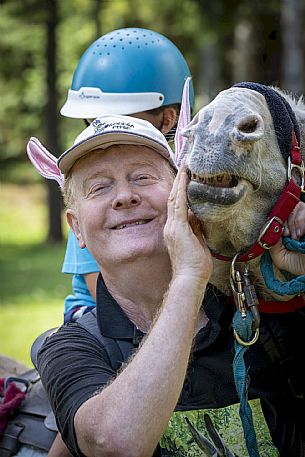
60,28,194,118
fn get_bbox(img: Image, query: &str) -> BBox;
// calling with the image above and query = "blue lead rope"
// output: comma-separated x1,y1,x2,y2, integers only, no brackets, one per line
232,311,260,457
232,235,304,456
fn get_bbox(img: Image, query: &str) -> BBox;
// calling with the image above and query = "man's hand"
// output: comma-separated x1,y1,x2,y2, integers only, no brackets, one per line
273,201,305,275
283,201,305,239
270,239,305,276
164,162,213,283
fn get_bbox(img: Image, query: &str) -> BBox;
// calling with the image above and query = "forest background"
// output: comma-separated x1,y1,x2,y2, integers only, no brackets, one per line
0,1,304,454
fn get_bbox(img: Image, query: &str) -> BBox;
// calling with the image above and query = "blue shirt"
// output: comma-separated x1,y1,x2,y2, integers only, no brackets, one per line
62,230,99,314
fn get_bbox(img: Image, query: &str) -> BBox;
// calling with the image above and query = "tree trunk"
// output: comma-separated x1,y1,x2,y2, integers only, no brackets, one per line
45,0,63,243
281,0,305,94
92,0,102,39
197,40,222,107
233,19,259,82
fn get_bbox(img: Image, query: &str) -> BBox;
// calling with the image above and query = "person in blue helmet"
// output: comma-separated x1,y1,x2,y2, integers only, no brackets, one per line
60,27,195,324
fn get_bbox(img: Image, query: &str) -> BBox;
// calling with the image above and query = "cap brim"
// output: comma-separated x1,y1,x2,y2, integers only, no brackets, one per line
58,131,174,174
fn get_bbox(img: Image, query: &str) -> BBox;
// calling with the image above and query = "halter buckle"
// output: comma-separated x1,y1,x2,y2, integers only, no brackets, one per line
288,157,305,193
257,216,284,249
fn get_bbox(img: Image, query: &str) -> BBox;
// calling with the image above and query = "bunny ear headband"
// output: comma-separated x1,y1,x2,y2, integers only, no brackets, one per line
26,77,191,186
27,137,64,187
174,76,192,167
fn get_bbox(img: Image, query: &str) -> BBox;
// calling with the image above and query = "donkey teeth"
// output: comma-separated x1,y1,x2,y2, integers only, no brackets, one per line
190,172,238,188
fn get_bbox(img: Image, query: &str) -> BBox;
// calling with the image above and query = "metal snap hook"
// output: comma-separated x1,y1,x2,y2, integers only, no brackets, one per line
234,328,260,347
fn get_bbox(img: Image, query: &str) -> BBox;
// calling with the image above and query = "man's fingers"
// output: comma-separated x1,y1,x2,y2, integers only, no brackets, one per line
167,166,188,220
285,202,305,240
283,223,290,237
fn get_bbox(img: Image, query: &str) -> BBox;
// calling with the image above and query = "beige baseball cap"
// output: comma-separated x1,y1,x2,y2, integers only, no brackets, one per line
58,115,176,175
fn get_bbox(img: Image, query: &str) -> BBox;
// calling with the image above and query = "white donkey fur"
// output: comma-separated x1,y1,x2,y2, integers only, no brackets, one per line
185,87,305,299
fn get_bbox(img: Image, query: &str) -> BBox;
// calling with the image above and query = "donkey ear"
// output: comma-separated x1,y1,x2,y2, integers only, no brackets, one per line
27,137,64,187
174,77,192,167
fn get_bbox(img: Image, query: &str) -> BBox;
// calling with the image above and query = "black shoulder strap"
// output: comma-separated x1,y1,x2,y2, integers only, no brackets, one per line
77,310,134,372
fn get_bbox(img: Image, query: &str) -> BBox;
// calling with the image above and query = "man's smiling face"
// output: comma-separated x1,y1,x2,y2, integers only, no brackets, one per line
67,144,175,267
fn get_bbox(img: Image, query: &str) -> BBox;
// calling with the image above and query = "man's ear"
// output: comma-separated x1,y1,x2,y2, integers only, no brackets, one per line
161,107,178,134
66,209,86,249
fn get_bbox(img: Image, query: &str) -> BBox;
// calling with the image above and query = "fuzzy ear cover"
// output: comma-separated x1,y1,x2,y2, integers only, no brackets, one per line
174,77,192,167
233,82,301,160
27,137,64,187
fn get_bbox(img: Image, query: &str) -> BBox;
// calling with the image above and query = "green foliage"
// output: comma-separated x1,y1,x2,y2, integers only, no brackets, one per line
1,300,64,366
0,2,45,162
0,183,70,365
0,243,70,306
0,0,292,182
161,404,278,456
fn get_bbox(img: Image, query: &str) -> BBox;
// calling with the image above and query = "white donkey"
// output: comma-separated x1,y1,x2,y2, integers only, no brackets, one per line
181,82,305,303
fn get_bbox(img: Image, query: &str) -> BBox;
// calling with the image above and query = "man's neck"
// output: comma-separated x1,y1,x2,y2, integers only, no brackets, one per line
100,254,172,332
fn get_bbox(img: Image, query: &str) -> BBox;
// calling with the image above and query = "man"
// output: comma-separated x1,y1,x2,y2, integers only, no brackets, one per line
50,27,194,455
38,115,212,456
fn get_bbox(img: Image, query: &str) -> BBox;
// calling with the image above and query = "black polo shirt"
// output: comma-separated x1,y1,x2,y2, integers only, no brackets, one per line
38,275,305,456
38,275,235,455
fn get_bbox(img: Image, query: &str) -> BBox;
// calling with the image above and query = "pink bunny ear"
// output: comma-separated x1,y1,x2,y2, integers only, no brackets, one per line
174,77,192,167
27,137,64,187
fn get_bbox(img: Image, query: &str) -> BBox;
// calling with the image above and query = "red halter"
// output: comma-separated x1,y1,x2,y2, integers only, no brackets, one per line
212,129,304,262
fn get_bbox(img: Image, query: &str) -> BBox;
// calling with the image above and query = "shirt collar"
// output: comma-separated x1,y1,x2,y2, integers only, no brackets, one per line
95,276,227,343
96,273,139,339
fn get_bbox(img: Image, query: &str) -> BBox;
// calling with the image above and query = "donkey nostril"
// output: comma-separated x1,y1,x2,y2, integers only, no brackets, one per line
238,117,259,134
232,115,264,143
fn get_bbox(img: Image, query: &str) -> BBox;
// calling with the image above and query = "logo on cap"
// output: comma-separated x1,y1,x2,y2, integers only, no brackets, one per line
92,119,134,134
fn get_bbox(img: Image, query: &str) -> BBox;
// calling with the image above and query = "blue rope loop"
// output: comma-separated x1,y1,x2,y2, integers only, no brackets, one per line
283,235,305,253
260,235,305,296
232,311,260,457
